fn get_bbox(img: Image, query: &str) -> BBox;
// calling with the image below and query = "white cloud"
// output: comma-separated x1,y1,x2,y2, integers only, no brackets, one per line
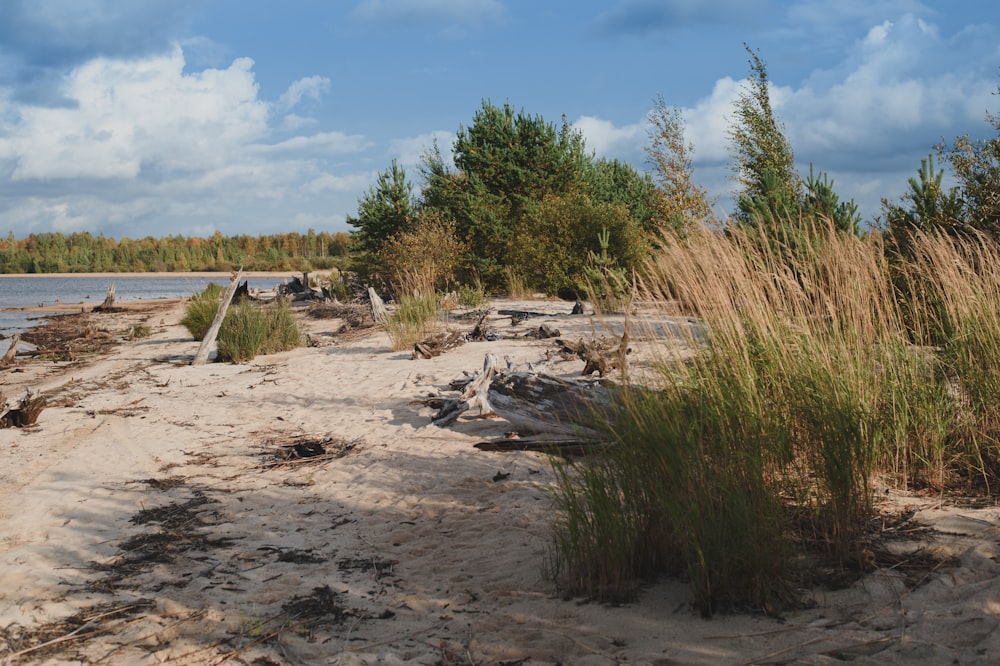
573,116,646,160
0,45,374,237
571,13,998,221
390,130,455,168
3,47,269,180
278,75,330,111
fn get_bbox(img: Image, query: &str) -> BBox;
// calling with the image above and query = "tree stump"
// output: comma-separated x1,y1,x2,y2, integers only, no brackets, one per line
368,288,388,325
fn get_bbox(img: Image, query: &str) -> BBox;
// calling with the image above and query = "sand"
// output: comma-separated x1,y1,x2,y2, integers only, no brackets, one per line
0,298,997,665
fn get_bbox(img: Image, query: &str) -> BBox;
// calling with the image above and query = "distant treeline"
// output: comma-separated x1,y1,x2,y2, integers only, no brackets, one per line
0,229,352,274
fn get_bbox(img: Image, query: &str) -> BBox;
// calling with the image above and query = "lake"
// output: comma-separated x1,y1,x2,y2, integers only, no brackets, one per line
0,274,293,354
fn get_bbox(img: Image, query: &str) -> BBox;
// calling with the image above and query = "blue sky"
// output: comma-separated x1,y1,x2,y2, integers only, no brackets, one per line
0,1,998,239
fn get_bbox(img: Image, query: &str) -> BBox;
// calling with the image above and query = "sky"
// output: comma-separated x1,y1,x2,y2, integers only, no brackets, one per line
0,1,998,240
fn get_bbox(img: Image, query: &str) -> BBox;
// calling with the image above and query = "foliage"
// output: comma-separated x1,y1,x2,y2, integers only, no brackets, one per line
583,227,631,312
645,96,716,232
729,46,801,225
549,221,1000,615
802,164,862,235
377,211,468,294
0,229,351,274
385,291,439,352
216,300,303,363
347,159,418,256
939,94,1000,235
582,157,662,236
419,100,594,289
881,154,966,258
180,283,226,341
507,190,645,296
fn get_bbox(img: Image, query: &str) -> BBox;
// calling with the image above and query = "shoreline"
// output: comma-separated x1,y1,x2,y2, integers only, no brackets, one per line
0,270,314,279
1,300,998,664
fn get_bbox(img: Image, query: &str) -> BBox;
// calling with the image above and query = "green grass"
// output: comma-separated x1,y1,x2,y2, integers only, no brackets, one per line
549,221,1000,615
180,282,226,341
216,300,303,363
385,291,439,352
180,283,302,362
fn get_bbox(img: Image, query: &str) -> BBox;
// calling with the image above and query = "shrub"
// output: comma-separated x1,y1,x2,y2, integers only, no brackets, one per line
385,291,439,352
181,282,225,340
216,300,303,363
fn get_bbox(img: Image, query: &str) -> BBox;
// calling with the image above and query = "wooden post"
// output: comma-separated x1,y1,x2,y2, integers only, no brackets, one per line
192,269,243,366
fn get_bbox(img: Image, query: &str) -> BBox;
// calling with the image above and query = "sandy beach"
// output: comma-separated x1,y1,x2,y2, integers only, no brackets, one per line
0,297,998,665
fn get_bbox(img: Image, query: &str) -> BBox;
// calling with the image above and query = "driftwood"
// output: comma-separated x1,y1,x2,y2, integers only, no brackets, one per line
413,330,464,359
368,288,388,325
432,353,614,441
555,335,630,377
1,334,19,367
92,284,121,312
1,390,46,428
474,438,601,457
192,269,243,366
432,353,502,426
524,323,560,340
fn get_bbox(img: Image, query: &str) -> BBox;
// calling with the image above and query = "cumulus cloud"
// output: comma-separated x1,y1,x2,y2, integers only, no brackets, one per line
391,130,455,168
0,45,371,237
0,0,201,71
573,116,647,164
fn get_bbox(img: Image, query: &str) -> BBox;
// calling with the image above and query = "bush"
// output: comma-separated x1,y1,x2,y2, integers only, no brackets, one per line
181,283,226,340
385,291,439,352
216,300,303,363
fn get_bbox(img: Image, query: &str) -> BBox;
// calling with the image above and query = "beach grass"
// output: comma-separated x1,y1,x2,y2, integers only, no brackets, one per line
549,220,1000,615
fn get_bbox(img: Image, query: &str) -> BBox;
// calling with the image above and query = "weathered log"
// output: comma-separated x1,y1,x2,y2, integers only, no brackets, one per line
432,353,615,440
192,269,243,366
555,336,630,377
413,330,464,359
0,390,46,428
101,284,115,309
92,284,120,312
432,353,501,426
1,334,19,367
523,323,560,340
474,438,604,457
368,288,388,325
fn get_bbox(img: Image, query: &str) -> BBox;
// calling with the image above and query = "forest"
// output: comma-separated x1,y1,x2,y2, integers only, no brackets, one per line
0,228,351,274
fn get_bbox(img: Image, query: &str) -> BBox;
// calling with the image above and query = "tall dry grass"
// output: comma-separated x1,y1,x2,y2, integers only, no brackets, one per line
550,220,1000,615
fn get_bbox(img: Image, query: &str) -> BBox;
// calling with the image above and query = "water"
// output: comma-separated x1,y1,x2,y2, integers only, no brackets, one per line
0,274,290,352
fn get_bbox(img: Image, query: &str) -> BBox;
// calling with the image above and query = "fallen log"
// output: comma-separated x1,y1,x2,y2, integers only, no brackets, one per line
555,336,630,377
431,353,615,440
432,353,501,426
413,330,465,359
474,438,604,457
